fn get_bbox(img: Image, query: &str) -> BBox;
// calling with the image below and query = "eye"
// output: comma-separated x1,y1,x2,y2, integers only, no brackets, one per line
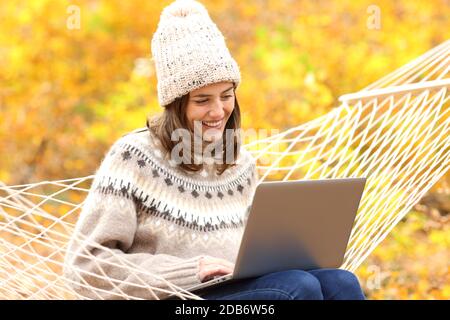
194,95,233,104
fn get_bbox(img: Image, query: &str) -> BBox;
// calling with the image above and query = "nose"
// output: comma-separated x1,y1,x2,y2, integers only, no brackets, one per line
208,99,225,119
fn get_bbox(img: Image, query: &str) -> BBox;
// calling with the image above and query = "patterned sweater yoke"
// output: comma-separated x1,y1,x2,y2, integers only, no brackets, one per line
64,127,259,300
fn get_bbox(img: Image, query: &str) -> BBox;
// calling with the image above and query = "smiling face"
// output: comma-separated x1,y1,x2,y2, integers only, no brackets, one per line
185,81,236,142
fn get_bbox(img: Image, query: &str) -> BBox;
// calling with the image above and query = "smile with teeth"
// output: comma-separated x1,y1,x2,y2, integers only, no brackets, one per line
202,119,223,128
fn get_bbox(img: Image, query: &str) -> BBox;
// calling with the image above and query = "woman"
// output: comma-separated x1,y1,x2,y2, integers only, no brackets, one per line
64,0,365,300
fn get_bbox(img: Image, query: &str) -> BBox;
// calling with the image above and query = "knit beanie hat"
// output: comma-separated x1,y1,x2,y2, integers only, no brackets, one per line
151,0,241,107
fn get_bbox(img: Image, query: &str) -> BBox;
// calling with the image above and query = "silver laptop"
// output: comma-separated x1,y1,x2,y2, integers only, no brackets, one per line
167,177,367,298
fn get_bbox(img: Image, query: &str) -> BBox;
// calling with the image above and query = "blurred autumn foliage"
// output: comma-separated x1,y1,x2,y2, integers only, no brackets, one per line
0,0,449,299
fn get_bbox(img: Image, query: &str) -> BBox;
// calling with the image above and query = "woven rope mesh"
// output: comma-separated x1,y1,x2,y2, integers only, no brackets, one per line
1,40,449,299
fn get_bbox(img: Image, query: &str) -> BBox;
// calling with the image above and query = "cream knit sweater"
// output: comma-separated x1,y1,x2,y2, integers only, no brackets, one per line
63,127,259,300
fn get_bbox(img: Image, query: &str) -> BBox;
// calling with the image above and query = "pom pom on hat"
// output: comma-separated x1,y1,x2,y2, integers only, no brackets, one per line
161,0,208,19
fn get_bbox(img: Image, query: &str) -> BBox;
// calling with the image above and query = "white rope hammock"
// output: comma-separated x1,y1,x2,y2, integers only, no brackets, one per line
1,40,449,300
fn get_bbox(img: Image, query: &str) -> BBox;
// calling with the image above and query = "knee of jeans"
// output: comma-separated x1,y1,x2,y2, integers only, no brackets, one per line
332,270,363,291
280,270,323,299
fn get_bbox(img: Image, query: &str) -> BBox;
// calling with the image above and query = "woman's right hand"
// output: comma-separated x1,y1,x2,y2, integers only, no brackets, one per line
197,255,235,282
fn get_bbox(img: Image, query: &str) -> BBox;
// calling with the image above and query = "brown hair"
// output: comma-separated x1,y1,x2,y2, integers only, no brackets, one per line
146,85,241,175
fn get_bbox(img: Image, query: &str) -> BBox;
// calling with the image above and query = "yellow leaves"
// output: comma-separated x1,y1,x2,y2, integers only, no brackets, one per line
357,210,450,299
8,46,27,69
0,170,10,183
16,8,33,25
287,99,310,120
237,2,257,19
0,0,449,299
65,159,86,172
88,122,111,143
429,229,450,247
442,285,450,299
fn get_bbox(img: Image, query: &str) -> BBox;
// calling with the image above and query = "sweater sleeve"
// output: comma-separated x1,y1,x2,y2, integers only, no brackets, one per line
63,141,204,300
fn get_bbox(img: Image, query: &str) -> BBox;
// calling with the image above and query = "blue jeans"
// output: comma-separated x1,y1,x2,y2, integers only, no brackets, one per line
200,268,366,300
